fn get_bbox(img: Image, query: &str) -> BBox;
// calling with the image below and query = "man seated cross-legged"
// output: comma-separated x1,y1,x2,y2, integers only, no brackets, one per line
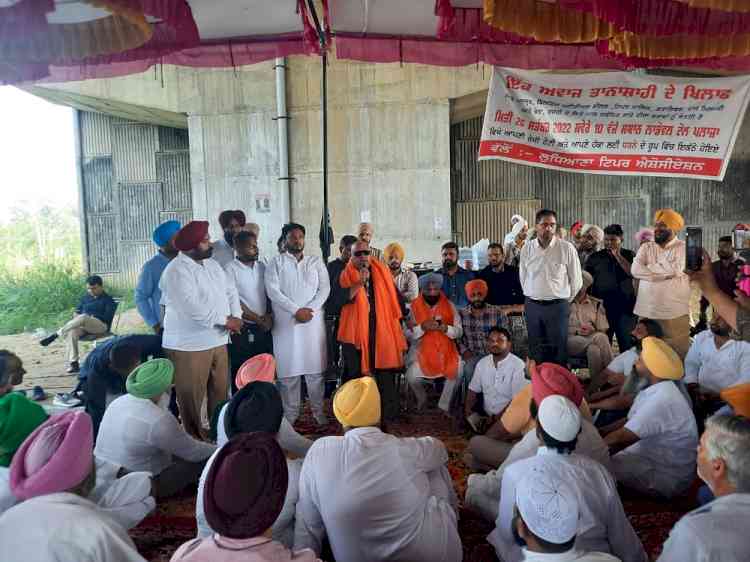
294,377,462,562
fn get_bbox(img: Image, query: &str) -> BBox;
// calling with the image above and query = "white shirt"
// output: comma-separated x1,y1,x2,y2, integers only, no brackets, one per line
469,353,527,415
0,493,147,562
520,237,583,300
684,330,750,393
0,461,154,530
211,238,235,268
160,252,242,351
619,381,698,496
196,446,302,548
294,427,462,562
224,258,268,318
657,493,750,562
465,419,612,523
95,393,216,475
607,348,638,377
265,253,330,378
216,404,312,457
489,449,646,562
523,550,621,562
631,239,690,319
393,269,419,303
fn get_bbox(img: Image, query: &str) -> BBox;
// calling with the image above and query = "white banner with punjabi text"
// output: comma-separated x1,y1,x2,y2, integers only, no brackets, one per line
479,68,750,181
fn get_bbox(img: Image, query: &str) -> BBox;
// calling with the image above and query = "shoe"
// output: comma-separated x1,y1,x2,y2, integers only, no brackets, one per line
31,386,46,402
40,333,58,346
53,393,83,408
66,361,80,374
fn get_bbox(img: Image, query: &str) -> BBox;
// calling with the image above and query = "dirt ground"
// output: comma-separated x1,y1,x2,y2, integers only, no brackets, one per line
1,308,147,403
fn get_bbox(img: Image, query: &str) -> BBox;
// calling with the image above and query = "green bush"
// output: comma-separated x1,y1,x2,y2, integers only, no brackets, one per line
0,261,132,335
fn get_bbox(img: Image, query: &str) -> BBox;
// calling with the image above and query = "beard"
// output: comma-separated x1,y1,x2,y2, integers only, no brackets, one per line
710,324,730,337
192,246,213,260
237,254,257,263
470,300,486,309
718,251,734,261
423,294,440,306
443,259,457,269
654,230,671,245
389,261,401,271
224,230,235,247
287,243,304,254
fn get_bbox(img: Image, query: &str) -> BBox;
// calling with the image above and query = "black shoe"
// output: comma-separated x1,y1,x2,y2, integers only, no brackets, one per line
66,361,80,374
40,333,58,346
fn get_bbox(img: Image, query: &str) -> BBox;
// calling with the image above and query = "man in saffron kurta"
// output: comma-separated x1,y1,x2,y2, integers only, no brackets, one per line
338,241,407,421
406,273,463,413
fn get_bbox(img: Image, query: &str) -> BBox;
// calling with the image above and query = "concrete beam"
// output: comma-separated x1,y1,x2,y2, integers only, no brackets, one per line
23,86,188,129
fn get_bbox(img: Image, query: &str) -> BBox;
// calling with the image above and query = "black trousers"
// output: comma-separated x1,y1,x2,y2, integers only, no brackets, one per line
341,342,400,421
525,298,570,366
228,323,274,394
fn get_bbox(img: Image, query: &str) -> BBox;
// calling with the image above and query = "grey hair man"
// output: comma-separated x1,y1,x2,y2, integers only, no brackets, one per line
658,415,750,561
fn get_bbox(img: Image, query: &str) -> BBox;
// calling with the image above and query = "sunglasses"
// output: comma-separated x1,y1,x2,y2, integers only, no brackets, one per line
353,250,371,257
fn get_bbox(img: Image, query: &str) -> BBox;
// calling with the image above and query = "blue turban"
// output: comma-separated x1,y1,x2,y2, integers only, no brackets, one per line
419,272,444,291
152,220,181,247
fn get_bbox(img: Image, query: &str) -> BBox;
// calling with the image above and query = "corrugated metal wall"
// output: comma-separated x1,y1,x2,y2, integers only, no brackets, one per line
78,110,192,287
451,116,750,256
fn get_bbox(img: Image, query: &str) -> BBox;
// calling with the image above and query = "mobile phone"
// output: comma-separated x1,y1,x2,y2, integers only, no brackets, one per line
685,226,703,271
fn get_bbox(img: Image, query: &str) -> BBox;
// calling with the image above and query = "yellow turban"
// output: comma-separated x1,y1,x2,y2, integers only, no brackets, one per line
641,337,684,380
383,242,405,262
654,209,685,232
333,377,381,428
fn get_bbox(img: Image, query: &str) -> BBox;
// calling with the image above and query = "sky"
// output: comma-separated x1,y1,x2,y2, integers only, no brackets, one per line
0,87,77,222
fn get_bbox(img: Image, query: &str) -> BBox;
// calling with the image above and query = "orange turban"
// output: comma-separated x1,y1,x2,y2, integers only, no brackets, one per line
465,279,488,299
654,209,685,232
384,242,405,262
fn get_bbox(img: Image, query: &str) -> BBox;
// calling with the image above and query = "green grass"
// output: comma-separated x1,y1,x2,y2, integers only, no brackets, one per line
0,261,134,335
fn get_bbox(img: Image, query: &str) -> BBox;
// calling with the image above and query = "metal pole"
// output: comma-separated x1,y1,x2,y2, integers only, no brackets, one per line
321,52,330,263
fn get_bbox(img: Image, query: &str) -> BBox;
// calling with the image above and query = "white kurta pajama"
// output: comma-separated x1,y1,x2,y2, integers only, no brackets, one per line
465,419,612,523
684,330,750,393
405,302,464,412
294,427,462,562
657,493,750,562
264,252,330,423
0,460,154,530
489,448,646,562
612,380,698,499
0,493,147,562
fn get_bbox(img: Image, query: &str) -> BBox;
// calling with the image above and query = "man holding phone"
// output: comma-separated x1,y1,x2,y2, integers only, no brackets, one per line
632,209,691,358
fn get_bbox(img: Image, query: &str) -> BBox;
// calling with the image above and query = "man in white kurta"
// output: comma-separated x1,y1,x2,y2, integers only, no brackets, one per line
265,223,330,425
95,360,216,499
605,337,699,499
294,377,462,562
488,396,646,562
684,313,750,395
631,209,691,358
0,493,147,562
159,220,243,438
466,401,611,523
658,414,750,562
196,381,303,548
405,273,464,412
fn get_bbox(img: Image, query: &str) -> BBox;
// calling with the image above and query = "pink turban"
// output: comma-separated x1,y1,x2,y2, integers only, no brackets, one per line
531,363,584,408
235,354,276,389
10,411,93,500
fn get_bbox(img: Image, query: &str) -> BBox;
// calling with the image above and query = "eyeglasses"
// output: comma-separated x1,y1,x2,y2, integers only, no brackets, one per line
353,250,371,257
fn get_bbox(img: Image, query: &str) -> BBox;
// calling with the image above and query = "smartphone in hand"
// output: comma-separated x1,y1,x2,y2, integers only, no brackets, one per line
686,226,703,272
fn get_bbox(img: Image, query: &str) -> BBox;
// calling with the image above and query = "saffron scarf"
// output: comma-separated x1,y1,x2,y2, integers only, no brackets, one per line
338,259,407,374
411,293,460,380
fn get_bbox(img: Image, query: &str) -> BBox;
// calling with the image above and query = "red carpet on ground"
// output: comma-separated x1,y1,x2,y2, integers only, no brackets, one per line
131,399,696,562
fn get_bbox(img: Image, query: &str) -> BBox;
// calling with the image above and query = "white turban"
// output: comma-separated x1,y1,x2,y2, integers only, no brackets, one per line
516,464,579,544
505,216,528,246
538,395,581,442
